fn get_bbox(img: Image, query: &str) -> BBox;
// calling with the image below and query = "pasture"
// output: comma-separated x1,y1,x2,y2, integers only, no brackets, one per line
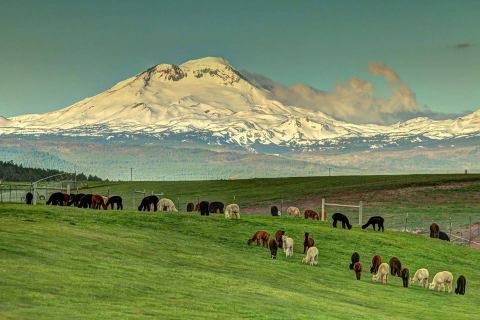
1,203,479,319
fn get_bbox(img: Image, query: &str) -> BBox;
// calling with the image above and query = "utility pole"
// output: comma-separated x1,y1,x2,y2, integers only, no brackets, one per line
328,168,331,176
130,168,133,182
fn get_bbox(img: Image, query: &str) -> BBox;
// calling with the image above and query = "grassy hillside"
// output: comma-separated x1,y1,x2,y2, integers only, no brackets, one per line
0,204,478,319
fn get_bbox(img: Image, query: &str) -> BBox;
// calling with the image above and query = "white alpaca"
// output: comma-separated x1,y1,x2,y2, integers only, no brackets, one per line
282,235,294,257
410,268,429,288
302,246,318,266
287,206,301,218
372,263,390,284
429,271,453,293
159,198,178,212
224,204,240,219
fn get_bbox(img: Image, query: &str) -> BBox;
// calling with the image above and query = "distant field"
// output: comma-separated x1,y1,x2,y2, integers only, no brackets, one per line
0,204,478,319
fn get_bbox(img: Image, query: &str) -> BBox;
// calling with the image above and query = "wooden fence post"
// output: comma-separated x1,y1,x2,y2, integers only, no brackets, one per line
359,201,363,225
321,198,325,221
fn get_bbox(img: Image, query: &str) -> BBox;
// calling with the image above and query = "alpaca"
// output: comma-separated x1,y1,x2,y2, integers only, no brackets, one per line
25,192,33,205
303,232,315,254
287,206,301,218
372,263,390,284
159,198,178,212
354,262,362,280
271,206,279,216
302,246,318,266
225,204,240,219
349,252,360,270
91,194,106,209
269,239,278,259
105,196,123,210
304,209,319,220
370,255,382,274
400,268,410,288
439,231,450,241
199,201,210,216
361,216,384,231
275,230,285,248
282,235,294,257
69,193,85,207
410,268,429,288
247,231,270,247
430,223,440,238
209,201,224,214
455,275,466,295
332,212,352,229
138,195,159,212
186,202,194,212
389,257,402,277
46,192,68,206
429,271,454,293
78,194,93,208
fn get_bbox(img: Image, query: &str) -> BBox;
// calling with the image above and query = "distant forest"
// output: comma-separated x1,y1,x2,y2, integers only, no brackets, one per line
0,160,104,182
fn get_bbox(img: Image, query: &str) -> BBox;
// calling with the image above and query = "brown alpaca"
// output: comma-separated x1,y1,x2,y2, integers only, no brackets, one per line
370,255,381,274
389,257,402,277
303,232,315,254
304,209,319,220
275,230,285,248
247,231,270,247
91,194,107,209
268,239,278,259
354,262,362,280
430,223,440,238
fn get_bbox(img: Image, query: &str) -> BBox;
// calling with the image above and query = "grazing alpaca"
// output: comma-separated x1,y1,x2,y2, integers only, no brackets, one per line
225,204,240,219
455,275,466,295
46,192,68,206
268,239,278,259
303,232,315,253
194,203,200,211
389,257,402,277
400,268,410,288
429,271,454,293
271,206,279,216
287,206,301,218
439,231,450,241
247,231,270,247
354,262,362,280
410,268,429,288
304,209,320,220
430,223,440,238
370,255,382,274
209,201,224,214
332,212,352,229
199,201,210,216
302,246,319,266
91,194,107,209
159,198,178,212
78,194,93,208
68,193,85,207
105,196,123,210
25,192,33,205
372,262,390,284
275,230,285,248
282,235,294,258
186,202,194,212
138,195,159,212
362,216,384,231
349,252,360,270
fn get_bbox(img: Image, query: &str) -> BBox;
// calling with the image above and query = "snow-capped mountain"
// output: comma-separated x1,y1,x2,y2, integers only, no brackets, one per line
1,57,479,151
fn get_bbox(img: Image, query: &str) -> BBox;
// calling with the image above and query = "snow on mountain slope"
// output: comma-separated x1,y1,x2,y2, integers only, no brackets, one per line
1,57,480,149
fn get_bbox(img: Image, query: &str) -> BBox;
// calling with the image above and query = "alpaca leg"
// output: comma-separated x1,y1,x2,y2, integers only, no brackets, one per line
373,224,376,231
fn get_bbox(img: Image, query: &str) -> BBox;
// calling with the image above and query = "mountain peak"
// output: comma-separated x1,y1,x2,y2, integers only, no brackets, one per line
180,56,231,69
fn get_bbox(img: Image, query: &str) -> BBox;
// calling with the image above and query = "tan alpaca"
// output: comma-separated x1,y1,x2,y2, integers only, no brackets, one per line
287,206,301,218
159,198,178,212
302,246,318,266
282,235,294,258
410,268,429,288
429,271,453,293
372,263,390,284
224,204,240,219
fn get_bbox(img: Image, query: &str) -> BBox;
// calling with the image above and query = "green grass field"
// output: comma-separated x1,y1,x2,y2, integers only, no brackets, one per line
1,203,479,319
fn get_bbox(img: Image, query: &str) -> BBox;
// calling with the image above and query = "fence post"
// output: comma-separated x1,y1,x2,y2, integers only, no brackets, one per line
321,198,325,221
177,197,180,212
358,201,363,225
469,216,472,245
404,213,408,232
449,217,452,240
281,199,283,215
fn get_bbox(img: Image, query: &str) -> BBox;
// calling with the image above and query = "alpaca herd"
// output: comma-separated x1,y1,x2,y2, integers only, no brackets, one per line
44,192,124,210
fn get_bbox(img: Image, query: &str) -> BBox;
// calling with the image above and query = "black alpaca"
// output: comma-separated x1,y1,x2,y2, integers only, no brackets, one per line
271,206,279,216
209,201,224,214
138,195,159,212
389,257,402,277
362,216,384,231
68,193,85,207
47,192,67,206
25,192,33,205
349,252,360,270
105,196,123,210
199,201,210,216
400,268,409,288
78,194,93,208
455,275,466,295
186,203,194,212
439,231,450,241
332,212,352,230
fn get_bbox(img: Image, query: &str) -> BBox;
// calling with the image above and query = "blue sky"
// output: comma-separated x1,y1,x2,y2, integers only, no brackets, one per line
0,0,479,119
